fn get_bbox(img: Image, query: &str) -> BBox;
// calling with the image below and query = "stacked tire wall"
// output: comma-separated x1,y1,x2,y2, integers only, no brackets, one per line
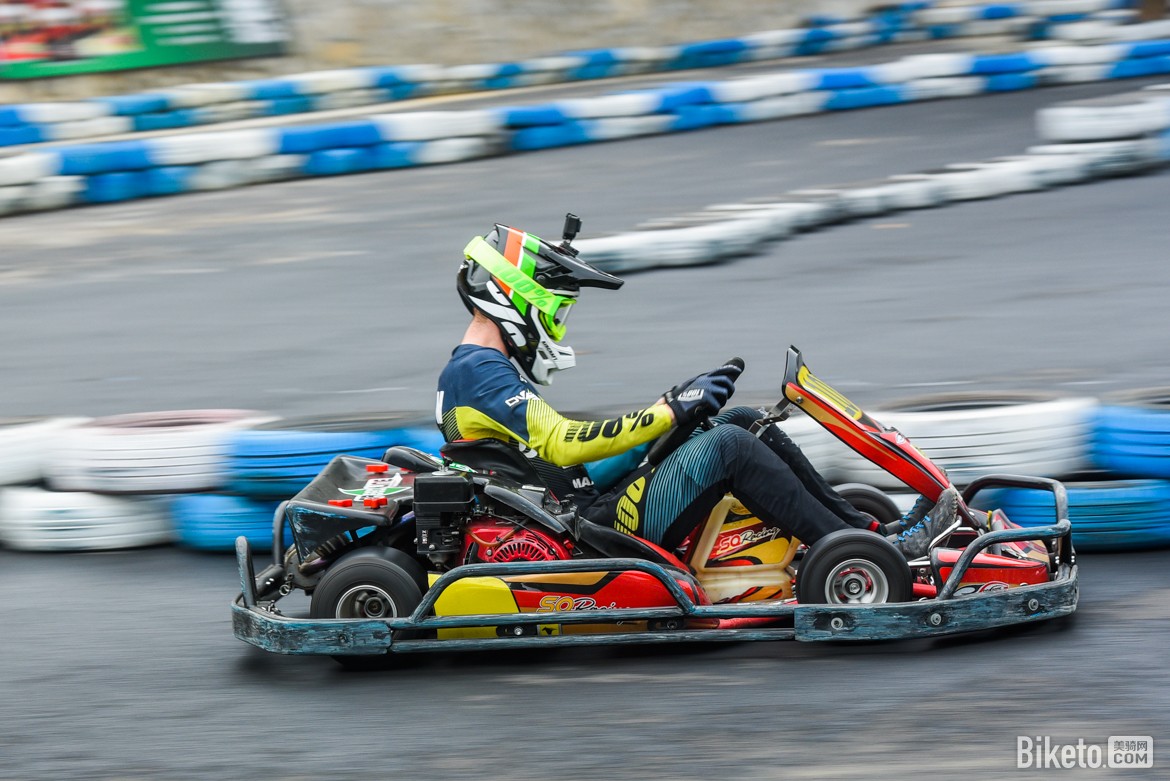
3,392,1170,553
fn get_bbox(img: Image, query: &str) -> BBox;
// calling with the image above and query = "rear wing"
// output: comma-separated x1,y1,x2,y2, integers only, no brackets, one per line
780,346,949,498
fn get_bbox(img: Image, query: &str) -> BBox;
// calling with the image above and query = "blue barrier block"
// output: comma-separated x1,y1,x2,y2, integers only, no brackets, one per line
824,85,905,111
304,147,377,176
670,103,739,132
368,66,408,88
813,67,878,91
1148,56,1170,75
373,141,423,168
564,49,624,80
58,141,153,175
382,83,422,101
0,125,44,146
171,495,287,552
84,171,149,203
509,122,591,151
570,49,621,67
100,93,171,116
873,8,910,30
652,83,715,112
484,74,525,91
1047,12,1089,23
497,105,568,128
979,4,1021,20
984,72,1038,91
491,104,563,127
568,62,625,81
1109,56,1170,79
1125,40,1170,59
672,39,750,69
320,120,382,147
277,127,318,154
262,95,315,116
493,62,525,78
133,110,196,132
225,426,443,498
279,124,376,154
1026,20,1052,40
0,106,22,126
927,24,960,39
142,166,194,196
971,52,1040,74
794,38,831,56
243,79,302,100
799,27,836,45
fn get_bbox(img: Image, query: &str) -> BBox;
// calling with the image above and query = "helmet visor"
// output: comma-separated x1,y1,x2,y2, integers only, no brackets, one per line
540,298,573,342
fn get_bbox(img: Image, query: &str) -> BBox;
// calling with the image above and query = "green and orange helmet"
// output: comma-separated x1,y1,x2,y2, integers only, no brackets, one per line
458,221,623,385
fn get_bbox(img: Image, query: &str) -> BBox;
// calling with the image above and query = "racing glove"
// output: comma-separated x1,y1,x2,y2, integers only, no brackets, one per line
663,361,741,427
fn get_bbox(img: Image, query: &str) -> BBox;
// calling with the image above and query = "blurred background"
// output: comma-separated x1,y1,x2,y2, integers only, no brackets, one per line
1,1,1168,779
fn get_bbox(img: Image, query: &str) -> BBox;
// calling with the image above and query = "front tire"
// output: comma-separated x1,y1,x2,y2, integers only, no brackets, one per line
310,547,426,670
796,530,911,605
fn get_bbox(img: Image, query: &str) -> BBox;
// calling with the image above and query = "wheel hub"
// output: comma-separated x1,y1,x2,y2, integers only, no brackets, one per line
826,558,890,604
336,585,398,619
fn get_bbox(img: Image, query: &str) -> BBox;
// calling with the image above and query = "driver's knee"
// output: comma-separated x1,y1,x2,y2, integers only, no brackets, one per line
697,422,762,466
709,405,762,431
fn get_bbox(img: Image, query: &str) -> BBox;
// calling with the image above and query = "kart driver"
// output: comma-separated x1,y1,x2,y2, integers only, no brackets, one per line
436,221,959,560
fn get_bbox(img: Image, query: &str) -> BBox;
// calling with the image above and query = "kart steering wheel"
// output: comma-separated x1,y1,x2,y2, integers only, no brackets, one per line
645,357,744,467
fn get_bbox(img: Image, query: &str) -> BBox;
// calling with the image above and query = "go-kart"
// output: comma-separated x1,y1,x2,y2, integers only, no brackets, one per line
232,347,1077,668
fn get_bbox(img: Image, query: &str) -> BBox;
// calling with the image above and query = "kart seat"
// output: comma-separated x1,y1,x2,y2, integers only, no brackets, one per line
382,446,443,473
440,438,542,486
576,519,690,572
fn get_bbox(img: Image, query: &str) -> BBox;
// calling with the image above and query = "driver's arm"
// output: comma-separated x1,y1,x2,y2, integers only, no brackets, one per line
450,385,672,466
522,396,673,466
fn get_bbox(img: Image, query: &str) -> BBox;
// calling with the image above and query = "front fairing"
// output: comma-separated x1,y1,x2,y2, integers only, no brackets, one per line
782,346,950,497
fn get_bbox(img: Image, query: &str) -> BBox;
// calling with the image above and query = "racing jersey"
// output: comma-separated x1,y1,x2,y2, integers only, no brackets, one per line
436,344,672,504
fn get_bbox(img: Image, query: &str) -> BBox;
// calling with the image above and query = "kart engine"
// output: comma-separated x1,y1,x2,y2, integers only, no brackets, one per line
463,520,571,564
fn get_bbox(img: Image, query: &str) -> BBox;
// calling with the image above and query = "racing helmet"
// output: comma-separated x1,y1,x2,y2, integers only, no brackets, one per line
457,220,623,385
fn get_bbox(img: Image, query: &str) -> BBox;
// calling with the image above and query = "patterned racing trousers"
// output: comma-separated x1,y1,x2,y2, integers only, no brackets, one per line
583,406,875,550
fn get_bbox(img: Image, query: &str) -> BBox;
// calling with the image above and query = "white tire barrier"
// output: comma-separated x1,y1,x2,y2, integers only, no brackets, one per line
44,410,274,494
1037,90,1170,141
0,417,90,486
0,488,172,551
5,390,1170,552
834,393,1098,489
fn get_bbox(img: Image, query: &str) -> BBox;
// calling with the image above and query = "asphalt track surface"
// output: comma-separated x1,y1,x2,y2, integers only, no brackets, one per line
2,67,1169,780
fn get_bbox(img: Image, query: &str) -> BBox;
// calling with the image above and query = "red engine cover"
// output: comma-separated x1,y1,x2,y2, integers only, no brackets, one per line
462,520,572,563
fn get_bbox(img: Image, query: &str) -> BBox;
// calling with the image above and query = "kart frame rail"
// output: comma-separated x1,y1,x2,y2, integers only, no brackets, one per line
232,474,1078,656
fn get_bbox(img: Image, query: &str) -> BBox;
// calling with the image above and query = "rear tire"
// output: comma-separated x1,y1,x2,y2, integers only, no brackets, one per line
797,530,911,605
834,483,901,527
310,547,426,670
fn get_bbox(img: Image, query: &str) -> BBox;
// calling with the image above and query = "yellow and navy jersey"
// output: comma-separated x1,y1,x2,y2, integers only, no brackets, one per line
436,345,672,503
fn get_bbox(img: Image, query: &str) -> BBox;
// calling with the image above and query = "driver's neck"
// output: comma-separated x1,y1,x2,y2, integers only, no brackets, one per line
461,316,507,354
